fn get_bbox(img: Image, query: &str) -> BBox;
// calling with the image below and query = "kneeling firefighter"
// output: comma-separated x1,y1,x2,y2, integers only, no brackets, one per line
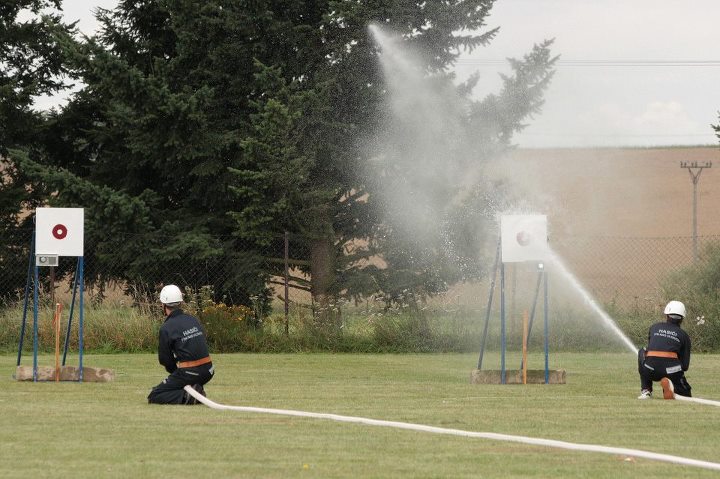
147,284,214,405
637,300,691,399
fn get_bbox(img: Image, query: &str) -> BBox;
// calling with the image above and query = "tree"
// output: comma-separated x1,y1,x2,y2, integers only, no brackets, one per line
23,1,556,325
0,0,73,154
225,2,557,319
0,1,75,300
34,1,267,304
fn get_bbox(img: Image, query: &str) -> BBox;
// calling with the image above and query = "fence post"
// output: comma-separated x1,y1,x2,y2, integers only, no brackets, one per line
284,231,289,336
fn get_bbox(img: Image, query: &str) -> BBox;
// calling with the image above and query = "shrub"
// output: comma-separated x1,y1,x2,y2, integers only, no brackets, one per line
372,312,435,352
198,302,256,352
659,243,720,352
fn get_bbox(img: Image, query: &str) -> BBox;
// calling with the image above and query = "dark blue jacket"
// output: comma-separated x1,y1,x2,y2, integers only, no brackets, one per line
158,309,210,373
647,321,691,371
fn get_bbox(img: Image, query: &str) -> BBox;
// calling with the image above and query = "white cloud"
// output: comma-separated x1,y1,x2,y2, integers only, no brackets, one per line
457,0,720,147
509,98,715,148
63,0,118,35
633,101,698,133
586,101,703,146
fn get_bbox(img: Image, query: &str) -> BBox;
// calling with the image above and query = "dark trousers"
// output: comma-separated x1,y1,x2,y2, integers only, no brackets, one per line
148,364,214,404
638,349,691,397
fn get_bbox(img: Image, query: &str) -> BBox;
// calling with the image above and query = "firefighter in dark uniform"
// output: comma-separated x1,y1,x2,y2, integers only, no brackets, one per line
147,284,214,405
637,300,691,399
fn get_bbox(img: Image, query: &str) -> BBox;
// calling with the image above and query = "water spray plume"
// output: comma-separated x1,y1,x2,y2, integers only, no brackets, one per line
371,23,637,355
367,22,472,243
548,248,638,354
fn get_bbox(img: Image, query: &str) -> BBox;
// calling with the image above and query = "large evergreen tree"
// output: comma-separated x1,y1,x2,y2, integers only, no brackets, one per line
0,0,72,154
223,2,557,318
19,1,556,321
0,0,75,300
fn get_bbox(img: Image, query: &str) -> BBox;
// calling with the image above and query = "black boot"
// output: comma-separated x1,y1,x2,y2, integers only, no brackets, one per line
182,389,198,405
182,384,205,405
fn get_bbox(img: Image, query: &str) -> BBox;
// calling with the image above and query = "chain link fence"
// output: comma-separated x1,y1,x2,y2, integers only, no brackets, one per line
423,235,720,315
3,228,719,329
462,234,720,352
1,228,314,312
552,235,718,310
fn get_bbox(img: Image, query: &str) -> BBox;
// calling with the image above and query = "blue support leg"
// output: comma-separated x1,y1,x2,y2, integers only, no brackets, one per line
62,257,80,366
500,263,506,385
544,271,549,384
477,237,501,370
78,257,84,382
32,264,39,382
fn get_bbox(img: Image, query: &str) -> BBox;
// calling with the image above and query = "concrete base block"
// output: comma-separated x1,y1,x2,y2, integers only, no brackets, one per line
14,365,115,382
470,369,566,384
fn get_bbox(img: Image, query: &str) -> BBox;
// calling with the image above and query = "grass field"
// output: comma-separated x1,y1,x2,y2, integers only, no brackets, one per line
3,351,720,478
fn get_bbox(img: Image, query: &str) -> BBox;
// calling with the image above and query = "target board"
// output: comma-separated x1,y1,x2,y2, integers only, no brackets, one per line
35,208,84,257
500,214,548,263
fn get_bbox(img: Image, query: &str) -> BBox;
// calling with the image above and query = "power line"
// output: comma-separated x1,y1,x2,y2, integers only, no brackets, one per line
456,59,720,67
518,132,716,138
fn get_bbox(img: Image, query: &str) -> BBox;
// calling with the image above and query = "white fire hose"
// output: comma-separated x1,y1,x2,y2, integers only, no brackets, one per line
184,386,720,472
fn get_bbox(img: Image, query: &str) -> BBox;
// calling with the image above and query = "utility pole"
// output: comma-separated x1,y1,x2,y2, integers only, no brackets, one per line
680,161,712,262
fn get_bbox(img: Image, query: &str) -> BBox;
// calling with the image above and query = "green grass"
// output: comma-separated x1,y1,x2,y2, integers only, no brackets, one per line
3,352,720,478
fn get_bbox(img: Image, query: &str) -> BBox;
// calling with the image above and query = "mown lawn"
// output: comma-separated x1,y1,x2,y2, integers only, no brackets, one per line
2,351,720,478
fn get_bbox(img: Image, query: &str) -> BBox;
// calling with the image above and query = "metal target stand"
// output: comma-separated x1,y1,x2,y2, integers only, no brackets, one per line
471,215,565,385
14,208,106,382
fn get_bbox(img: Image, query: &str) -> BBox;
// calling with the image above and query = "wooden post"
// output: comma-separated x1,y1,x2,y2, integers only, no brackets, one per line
50,266,55,308
522,310,528,385
284,231,289,336
54,303,63,382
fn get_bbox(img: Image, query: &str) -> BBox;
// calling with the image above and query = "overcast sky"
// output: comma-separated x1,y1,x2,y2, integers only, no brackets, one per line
457,0,720,148
52,0,720,149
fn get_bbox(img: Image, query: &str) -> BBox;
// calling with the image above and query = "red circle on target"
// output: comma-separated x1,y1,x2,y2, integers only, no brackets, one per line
52,224,68,240
516,230,531,246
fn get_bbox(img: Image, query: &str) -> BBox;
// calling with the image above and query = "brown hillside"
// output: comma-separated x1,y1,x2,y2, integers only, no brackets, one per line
486,146,720,307
492,146,720,239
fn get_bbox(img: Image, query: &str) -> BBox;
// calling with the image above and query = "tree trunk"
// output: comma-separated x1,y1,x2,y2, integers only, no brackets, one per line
310,236,340,331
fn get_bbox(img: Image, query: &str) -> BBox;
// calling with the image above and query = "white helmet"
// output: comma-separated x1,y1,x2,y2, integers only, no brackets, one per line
159,284,183,305
663,300,686,318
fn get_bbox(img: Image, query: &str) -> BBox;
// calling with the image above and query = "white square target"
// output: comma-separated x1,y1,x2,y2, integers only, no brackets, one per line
35,208,84,256
501,214,548,263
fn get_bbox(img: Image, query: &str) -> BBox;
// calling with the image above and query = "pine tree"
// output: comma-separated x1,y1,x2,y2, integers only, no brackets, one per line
27,1,557,323
0,1,75,299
